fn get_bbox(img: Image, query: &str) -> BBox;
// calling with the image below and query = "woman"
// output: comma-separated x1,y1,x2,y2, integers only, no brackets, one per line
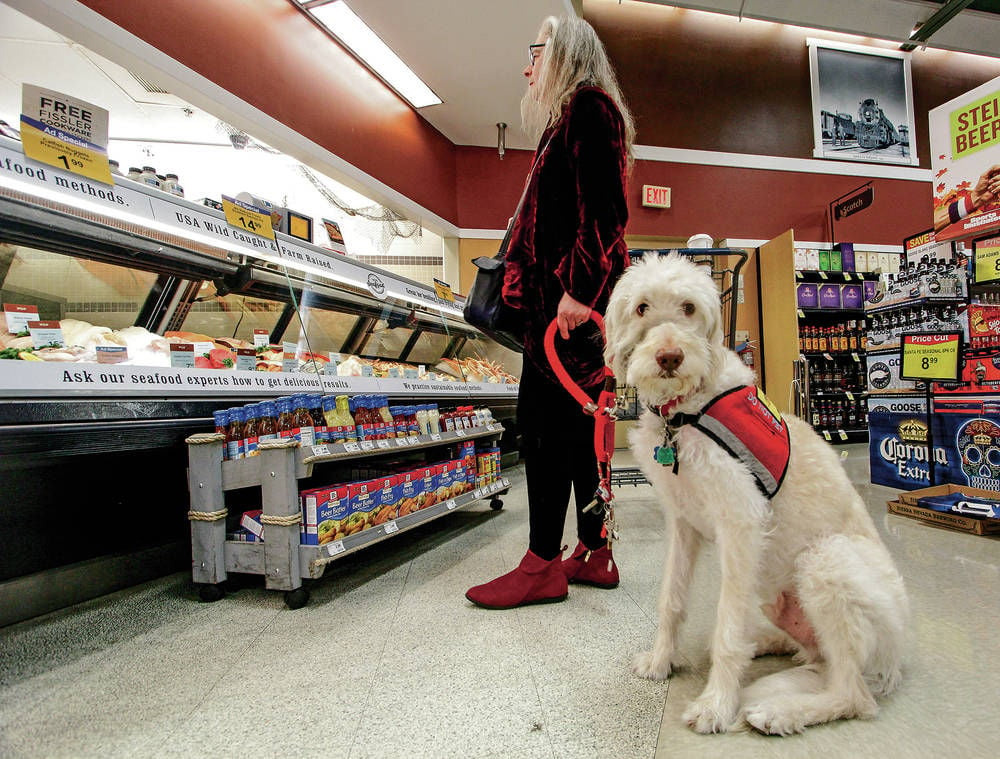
466,15,633,609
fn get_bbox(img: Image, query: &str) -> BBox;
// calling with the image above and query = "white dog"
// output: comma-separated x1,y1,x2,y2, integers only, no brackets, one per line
604,254,908,735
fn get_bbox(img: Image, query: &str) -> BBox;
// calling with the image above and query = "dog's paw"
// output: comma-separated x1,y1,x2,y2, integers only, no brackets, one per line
742,701,806,736
631,649,675,680
683,692,739,734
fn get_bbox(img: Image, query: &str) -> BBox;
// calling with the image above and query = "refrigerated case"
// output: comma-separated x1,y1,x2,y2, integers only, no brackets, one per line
0,136,520,625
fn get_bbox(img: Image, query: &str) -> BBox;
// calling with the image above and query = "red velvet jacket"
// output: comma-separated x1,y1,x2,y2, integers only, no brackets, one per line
503,86,629,390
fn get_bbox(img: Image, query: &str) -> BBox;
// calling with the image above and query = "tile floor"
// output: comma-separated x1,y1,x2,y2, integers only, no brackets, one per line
1,443,998,758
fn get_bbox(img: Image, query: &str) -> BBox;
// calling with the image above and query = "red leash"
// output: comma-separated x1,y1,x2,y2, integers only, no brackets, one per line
543,312,619,542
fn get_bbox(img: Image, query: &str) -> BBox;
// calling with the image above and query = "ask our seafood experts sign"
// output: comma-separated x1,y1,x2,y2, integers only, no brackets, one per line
929,74,1000,241
19,84,113,185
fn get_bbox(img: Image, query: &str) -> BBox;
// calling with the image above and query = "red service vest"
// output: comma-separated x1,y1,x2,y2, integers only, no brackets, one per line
669,385,790,498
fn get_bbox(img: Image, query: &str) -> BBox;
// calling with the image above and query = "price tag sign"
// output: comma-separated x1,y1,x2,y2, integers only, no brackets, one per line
221,195,275,240
433,278,456,303
327,540,345,556
900,332,962,382
973,234,1000,285
27,320,64,348
311,444,331,457
19,84,113,185
384,520,399,534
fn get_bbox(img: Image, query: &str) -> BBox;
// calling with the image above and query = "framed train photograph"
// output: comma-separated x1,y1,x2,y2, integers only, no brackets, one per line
807,39,917,167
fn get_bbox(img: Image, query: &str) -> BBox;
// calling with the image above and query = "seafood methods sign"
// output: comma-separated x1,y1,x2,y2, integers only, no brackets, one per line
0,139,460,316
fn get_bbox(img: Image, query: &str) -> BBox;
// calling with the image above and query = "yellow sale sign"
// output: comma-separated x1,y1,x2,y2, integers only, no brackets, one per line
900,333,962,382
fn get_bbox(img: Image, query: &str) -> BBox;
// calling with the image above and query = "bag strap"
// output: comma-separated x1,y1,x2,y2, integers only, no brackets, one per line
498,130,557,258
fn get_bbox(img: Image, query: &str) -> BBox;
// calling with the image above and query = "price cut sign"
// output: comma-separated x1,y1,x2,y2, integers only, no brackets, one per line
900,332,962,382
221,195,276,240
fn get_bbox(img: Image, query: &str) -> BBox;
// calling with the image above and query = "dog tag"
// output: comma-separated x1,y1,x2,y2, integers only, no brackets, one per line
654,445,675,466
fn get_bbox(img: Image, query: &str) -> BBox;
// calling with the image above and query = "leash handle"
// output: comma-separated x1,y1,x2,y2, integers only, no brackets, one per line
543,310,607,413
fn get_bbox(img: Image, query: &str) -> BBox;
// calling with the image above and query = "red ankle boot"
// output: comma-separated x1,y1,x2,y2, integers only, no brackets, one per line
562,541,619,588
466,549,568,609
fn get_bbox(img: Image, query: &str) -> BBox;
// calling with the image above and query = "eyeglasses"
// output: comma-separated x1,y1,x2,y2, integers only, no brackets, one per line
528,43,546,66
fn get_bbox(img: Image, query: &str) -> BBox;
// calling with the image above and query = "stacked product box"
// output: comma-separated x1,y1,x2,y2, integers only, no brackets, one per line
296,453,491,545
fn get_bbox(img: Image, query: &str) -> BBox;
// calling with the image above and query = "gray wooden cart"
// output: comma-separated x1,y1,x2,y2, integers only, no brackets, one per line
187,425,508,608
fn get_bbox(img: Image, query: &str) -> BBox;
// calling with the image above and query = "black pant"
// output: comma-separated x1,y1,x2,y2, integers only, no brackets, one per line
518,355,604,560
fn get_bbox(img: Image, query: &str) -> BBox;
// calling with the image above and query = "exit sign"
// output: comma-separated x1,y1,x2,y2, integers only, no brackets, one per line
642,185,671,208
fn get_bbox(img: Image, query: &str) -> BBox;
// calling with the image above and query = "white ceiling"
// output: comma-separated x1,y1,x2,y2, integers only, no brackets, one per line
1,1,998,164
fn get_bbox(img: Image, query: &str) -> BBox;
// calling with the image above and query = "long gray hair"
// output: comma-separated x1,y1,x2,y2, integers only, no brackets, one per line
521,15,635,161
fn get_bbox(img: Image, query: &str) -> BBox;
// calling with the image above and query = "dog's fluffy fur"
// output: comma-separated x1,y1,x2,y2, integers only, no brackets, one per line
605,255,909,735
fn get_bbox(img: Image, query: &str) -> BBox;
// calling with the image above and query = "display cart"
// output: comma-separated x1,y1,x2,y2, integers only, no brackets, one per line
187,424,508,609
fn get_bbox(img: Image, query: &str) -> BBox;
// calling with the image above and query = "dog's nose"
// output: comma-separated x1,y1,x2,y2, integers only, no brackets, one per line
655,348,684,374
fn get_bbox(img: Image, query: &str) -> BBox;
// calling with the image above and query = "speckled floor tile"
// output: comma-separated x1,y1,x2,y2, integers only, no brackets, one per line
3,444,999,759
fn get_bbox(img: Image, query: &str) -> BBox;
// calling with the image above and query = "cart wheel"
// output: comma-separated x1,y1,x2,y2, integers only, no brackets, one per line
490,498,504,511
284,587,310,610
198,583,225,603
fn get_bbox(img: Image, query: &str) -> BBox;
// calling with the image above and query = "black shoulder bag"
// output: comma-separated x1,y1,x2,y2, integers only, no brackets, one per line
463,134,554,353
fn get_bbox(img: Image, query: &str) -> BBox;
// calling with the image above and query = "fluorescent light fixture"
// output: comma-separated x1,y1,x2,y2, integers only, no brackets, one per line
308,1,441,109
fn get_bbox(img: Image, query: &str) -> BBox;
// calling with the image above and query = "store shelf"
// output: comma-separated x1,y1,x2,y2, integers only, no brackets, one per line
795,270,880,282
865,295,966,315
220,425,505,489
801,351,865,360
816,428,869,444
189,422,508,608
797,307,866,316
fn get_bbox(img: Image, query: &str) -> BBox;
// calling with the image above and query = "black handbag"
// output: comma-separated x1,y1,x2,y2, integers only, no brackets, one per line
463,134,554,353
463,228,525,353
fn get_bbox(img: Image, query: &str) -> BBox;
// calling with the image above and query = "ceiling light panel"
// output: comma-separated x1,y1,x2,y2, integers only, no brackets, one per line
308,1,441,109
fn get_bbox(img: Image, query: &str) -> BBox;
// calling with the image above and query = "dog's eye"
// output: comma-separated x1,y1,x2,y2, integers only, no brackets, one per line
682,302,696,316
636,303,649,316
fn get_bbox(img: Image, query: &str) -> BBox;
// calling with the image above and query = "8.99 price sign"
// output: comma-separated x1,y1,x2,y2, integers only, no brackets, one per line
900,332,962,382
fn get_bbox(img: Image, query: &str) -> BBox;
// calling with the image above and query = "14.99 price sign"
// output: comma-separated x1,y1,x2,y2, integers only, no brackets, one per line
900,332,962,382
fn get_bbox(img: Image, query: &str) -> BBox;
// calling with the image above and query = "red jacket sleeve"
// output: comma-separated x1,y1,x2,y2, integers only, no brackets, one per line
554,89,629,307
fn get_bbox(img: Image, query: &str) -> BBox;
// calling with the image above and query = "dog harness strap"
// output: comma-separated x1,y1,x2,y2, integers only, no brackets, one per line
669,385,790,498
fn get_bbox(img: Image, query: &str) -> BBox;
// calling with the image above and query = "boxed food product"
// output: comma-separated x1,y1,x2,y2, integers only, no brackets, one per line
349,480,381,530
371,474,402,526
796,283,819,309
397,470,425,517
301,484,357,545
818,284,842,309
240,510,264,541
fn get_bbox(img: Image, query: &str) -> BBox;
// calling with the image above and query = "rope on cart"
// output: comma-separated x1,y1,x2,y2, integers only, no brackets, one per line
187,508,227,522
260,512,302,526
258,438,300,451
186,432,225,445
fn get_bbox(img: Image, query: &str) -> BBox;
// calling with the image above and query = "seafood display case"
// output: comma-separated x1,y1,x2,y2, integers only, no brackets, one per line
0,135,520,625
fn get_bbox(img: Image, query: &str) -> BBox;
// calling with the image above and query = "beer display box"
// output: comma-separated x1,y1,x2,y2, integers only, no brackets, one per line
888,484,1000,536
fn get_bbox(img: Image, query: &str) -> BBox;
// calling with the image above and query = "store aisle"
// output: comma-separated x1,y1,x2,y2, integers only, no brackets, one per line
0,444,998,759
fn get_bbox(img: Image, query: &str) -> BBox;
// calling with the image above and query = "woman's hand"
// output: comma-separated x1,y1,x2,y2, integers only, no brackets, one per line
556,291,592,339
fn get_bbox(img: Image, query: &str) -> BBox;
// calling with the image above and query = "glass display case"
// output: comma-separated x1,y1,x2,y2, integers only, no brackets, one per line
0,135,520,624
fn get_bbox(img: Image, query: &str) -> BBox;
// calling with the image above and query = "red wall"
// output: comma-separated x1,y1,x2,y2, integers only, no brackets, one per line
79,0,1000,246
77,0,458,223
